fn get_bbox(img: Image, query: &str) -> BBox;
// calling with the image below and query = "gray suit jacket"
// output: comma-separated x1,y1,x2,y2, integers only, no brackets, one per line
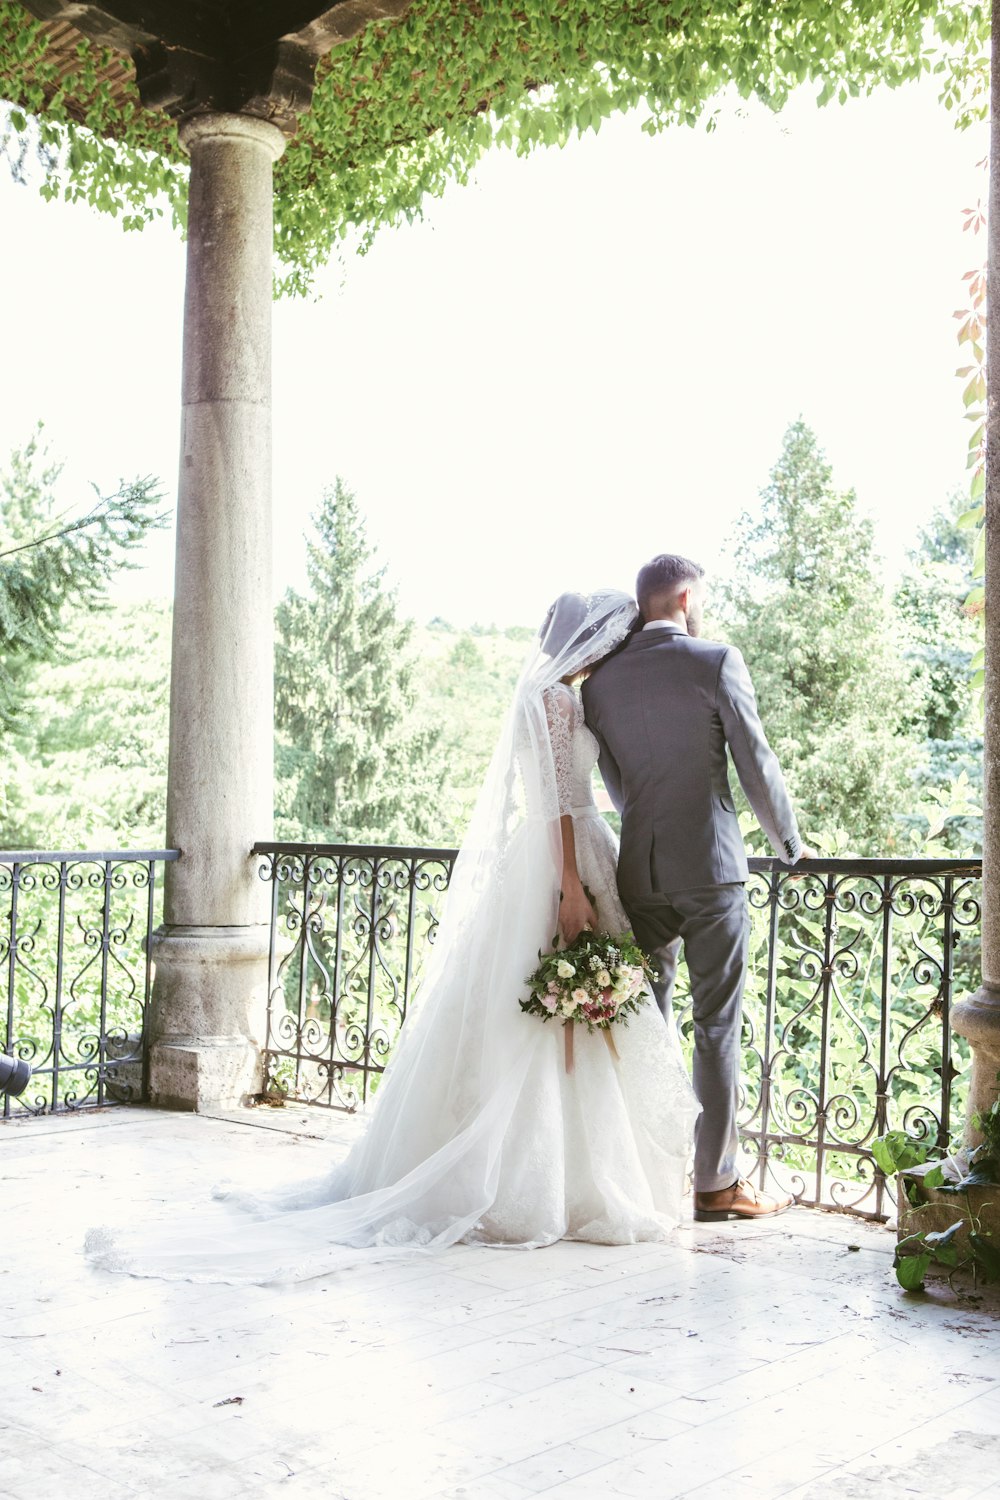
582,625,802,901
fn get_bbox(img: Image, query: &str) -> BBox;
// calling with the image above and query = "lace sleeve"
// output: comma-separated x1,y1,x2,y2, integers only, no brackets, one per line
543,685,577,816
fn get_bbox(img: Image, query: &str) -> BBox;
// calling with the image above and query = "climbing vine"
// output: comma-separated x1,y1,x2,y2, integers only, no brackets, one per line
0,0,992,292
956,178,988,693
0,6,185,230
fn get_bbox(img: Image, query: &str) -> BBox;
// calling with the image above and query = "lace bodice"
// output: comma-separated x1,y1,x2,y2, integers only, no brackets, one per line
544,683,600,816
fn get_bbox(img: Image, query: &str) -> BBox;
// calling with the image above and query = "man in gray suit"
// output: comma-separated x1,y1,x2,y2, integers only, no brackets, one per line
582,554,810,1221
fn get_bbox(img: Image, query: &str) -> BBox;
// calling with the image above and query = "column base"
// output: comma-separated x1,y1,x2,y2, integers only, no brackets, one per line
950,982,1000,1149
148,1036,261,1113
147,924,272,1112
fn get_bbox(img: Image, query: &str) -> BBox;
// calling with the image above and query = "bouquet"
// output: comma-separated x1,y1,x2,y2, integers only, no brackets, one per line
521,927,653,1068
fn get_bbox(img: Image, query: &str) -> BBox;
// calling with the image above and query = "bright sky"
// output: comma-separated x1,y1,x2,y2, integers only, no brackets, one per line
0,76,987,629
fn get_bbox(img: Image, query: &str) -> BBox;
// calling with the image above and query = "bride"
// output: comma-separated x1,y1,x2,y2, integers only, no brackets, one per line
86,590,699,1283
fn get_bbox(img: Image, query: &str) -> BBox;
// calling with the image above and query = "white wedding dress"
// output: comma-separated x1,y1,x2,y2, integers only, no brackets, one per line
465,682,699,1247
86,593,699,1284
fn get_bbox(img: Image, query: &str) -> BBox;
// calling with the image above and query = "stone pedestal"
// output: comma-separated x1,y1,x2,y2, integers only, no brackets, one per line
951,985,1000,1150
149,927,272,1110
148,114,284,1111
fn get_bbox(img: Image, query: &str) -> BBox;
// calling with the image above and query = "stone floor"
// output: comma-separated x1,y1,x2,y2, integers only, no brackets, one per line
2,1106,999,1500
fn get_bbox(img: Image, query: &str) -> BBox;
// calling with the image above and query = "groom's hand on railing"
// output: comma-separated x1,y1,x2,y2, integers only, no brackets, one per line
785,843,817,876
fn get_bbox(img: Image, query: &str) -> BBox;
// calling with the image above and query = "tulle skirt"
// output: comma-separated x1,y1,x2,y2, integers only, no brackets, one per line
85,814,698,1283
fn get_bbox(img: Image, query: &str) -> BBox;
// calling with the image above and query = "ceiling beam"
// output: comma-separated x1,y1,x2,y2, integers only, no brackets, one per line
19,1,416,132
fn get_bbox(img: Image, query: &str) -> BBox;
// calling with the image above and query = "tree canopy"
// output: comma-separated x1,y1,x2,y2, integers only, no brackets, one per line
274,478,445,843
716,420,915,853
0,431,166,842
0,430,165,734
0,0,989,293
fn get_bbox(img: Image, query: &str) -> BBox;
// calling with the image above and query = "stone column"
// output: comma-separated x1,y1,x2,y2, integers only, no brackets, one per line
951,16,1000,1148
148,114,285,1111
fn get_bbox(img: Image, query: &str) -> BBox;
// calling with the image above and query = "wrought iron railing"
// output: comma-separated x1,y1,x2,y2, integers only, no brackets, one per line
254,843,456,1111
255,843,981,1219
0,849,179,1117
736,858,979,1219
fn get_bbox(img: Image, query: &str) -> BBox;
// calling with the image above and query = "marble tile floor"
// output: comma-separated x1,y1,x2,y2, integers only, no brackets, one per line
1,1106,998,1500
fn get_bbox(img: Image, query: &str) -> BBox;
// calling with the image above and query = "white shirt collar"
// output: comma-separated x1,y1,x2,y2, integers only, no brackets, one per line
642,619,688,634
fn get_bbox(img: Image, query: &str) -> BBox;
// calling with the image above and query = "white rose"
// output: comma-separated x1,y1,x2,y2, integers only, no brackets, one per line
597,969,612,987
556,960,574,979
571,988,588,1004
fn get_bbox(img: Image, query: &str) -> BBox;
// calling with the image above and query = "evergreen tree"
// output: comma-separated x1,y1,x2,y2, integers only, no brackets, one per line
274,480,443,843
1,599,171,849
716,420,911,853
893,493,982,851
0,428,165,736
0,430,166,841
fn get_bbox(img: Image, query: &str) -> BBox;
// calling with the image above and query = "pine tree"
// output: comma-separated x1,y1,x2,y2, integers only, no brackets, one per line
716,420,911,853
1,599,171,849
0,429,165,737
274,479,443,844
893,494,982,852
0,430,166,841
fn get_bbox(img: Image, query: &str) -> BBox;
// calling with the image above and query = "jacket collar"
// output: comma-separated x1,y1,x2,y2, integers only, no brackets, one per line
628,623,688,648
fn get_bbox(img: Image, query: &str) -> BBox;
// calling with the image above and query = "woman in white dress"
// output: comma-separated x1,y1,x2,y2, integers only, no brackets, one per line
86,591,699,1283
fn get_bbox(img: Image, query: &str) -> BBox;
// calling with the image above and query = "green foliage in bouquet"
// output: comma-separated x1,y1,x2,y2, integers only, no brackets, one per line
522,929,652,1033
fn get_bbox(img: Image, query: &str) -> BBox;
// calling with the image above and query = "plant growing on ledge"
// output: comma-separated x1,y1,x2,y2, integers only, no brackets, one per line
874,1081,1000,1291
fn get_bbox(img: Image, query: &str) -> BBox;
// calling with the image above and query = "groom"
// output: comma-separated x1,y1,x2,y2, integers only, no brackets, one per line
582,553,810,1221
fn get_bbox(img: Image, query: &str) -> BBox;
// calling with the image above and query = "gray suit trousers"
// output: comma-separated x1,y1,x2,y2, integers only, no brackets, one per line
625,884,749,1194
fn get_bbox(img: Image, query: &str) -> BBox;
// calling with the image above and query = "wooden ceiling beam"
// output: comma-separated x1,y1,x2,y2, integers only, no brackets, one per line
19,1,416,132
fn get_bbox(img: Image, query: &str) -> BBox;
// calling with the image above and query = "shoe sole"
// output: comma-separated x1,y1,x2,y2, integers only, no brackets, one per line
693,1201,795,1222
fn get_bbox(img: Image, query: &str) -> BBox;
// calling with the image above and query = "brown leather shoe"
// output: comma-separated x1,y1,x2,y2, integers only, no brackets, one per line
694,1178,795,1222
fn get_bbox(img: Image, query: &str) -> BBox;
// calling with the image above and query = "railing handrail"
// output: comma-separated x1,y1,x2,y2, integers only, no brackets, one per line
252,841,981,878
253,841,460,861
747,857,981,875
0,849,180,866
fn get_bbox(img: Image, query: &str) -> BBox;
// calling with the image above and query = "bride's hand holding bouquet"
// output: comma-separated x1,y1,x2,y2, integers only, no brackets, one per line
521,920,654,1070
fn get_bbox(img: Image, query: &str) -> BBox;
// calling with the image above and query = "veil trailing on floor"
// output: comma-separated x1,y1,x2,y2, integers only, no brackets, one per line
85,590,641,1284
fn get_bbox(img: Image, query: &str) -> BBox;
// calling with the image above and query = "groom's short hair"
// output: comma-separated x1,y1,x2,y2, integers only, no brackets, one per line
636,555,705,618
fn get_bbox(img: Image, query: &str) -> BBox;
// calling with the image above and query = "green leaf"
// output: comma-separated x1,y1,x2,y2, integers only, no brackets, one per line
894,1252,931,1290
938,1159,999,1192
968,1233,1000,1281
872,1131,934,1175
922,1220,965,1250
972,525,986,579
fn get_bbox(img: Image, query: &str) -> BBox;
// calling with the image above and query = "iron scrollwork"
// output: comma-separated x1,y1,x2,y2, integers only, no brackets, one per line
0,850,176,1117
255,842,458,1112
251,846,981,1223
